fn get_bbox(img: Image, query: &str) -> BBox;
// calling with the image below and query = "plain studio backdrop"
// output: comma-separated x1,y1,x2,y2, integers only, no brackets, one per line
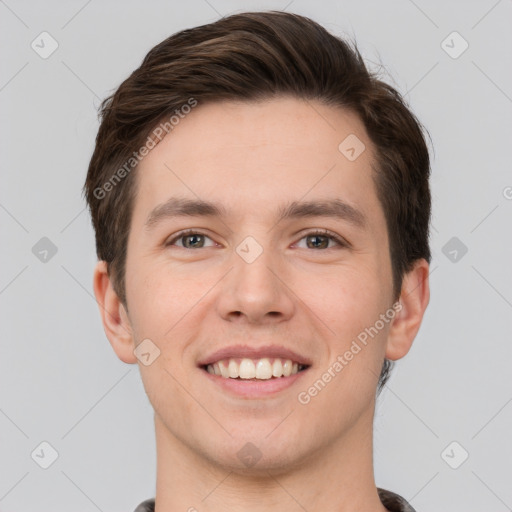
0,1,511,511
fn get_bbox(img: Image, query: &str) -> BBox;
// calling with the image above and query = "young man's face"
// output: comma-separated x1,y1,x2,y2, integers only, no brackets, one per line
95,97,428,472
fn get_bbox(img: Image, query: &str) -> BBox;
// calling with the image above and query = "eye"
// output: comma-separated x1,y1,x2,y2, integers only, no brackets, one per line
165,229,348,250
295,229,348,250
165,230,216,249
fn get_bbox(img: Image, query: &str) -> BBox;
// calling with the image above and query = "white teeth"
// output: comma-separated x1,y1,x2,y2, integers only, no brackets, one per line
239,359,256,379
205,357,305,380
272,359,283,377
228,359,239,378
218,360,229,378
255,358,273,379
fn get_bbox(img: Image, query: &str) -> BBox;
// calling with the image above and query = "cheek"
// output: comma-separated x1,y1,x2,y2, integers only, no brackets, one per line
291,260,391,407
124,263,201,421
126,255,188,333
125,258,224,359
295,270,391,423
293,261,389,339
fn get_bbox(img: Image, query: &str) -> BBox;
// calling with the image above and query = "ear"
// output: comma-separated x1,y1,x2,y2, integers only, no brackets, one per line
385,258,430,361
93,261,137,364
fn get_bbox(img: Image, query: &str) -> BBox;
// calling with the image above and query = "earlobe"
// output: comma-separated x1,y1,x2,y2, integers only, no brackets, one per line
93,261,137,364
385,259,430,361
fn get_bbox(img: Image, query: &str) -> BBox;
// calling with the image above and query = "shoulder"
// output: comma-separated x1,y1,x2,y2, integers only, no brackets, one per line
377,488,417,512
133,498,155,512
134,492,415,512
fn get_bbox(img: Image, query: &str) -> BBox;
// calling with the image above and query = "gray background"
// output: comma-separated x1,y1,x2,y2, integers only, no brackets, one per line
1,0,511,510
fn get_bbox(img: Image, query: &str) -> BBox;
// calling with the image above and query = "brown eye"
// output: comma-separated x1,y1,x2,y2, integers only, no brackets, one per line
306,234,330,249
296,230,347,250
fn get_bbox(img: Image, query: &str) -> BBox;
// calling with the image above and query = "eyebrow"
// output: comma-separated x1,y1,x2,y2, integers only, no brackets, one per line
145,197,366,229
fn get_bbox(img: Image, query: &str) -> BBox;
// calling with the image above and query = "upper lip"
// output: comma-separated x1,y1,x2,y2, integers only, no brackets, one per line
197,344,312,367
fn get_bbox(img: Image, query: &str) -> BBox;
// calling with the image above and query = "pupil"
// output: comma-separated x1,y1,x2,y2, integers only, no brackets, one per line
308,235,327,249
185,234,203,248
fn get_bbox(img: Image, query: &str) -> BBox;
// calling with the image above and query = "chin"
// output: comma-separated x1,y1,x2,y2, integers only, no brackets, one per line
206,433,310,475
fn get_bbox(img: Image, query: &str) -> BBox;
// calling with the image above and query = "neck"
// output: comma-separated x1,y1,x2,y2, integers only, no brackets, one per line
153,405,388,512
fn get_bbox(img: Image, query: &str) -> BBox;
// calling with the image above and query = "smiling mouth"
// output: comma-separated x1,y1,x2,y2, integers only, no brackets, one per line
202,357,310,380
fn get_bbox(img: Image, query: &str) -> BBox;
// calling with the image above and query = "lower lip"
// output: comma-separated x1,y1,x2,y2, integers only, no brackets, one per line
200,367,309,398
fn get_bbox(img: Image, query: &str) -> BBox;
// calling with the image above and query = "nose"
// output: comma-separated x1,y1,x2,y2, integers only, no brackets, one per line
215,240,295,325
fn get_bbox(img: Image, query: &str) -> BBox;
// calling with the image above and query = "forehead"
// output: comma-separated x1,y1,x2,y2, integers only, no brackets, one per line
133,97,383,228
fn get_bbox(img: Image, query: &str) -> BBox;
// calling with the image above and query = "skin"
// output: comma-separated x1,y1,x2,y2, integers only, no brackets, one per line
94,97,429,512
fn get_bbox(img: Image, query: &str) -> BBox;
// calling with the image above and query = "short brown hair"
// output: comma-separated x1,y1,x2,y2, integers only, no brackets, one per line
84,11,431,392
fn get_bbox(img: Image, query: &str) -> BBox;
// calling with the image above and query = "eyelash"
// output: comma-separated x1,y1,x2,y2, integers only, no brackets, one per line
165,228,348,249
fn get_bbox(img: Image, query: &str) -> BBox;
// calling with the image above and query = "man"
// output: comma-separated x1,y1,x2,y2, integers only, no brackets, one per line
85,11,430,512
